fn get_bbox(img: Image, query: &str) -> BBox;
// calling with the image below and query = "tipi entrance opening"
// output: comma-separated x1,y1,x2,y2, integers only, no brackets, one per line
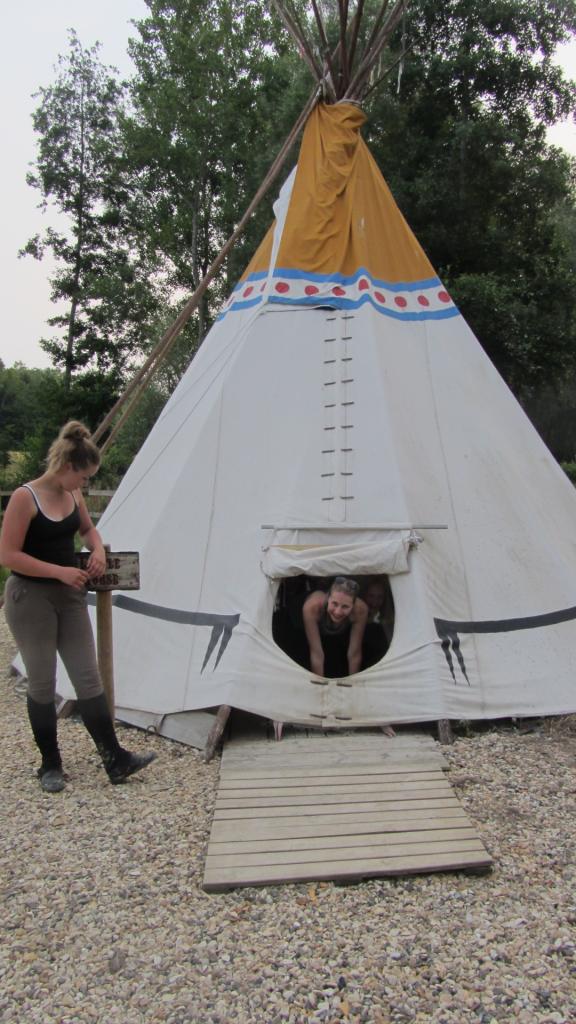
272,573,395,677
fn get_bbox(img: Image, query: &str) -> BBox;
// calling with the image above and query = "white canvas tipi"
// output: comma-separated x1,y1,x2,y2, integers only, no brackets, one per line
58,101,576,743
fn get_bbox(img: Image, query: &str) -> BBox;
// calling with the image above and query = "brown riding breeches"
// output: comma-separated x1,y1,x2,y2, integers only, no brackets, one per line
4,575,103,704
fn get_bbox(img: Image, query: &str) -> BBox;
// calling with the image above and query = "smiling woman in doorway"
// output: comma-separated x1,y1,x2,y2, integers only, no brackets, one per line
301,576,368,678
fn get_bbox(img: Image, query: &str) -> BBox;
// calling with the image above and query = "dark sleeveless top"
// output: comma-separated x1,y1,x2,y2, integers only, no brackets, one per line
12,485,80,581
317,599,352,677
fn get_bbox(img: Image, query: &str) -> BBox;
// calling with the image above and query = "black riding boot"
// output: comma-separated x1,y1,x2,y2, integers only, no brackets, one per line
26,696,65,793
77,693,156,784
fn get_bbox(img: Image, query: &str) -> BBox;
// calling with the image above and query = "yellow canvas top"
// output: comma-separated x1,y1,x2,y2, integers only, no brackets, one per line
245,102,435,281
220,103,456,323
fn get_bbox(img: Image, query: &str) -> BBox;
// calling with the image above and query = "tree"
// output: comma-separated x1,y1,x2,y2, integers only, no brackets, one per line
123,0,308,351
0,364,66,481
21,32,157,393
363,0,576,393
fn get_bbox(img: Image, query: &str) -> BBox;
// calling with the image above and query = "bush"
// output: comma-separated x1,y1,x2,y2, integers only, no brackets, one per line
561,462,576,485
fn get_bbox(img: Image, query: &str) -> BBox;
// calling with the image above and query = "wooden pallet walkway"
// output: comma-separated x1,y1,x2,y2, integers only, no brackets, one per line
203,730,492,890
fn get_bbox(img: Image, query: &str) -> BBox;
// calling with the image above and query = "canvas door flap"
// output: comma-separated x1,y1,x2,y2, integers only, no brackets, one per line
261,533,413,579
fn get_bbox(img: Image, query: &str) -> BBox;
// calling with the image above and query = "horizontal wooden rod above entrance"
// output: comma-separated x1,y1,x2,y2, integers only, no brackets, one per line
260,523,448,531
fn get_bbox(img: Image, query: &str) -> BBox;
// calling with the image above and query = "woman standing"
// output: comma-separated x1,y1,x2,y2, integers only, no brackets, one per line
0,421,155,793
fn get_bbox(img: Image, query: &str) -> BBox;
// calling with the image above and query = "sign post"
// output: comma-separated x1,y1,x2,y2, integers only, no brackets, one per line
78,549,140,718
96,589,115,714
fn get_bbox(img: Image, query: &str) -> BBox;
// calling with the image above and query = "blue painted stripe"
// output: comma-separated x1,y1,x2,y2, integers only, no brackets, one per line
267,294,459,320
240,270,269,284
226,296,263,312
233,268,442,293
218,293,459,322
271,268,442,291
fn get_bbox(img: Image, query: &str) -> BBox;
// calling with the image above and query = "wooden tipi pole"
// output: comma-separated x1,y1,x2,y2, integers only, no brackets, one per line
343,0,406,100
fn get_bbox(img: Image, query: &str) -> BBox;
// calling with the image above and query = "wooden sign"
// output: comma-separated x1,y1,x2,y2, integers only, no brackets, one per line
77,551,140,591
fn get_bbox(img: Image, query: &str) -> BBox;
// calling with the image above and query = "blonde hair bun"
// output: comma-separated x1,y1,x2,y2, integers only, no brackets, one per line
60,421,91,442
46,420,101,473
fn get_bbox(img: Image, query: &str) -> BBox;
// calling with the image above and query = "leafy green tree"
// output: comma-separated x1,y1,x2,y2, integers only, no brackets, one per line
123,0,308,350
363,0,576,393
21,31,157,392
0,364,67,482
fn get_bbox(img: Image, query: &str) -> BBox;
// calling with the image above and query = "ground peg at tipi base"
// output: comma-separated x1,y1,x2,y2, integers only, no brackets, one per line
204,705,232,762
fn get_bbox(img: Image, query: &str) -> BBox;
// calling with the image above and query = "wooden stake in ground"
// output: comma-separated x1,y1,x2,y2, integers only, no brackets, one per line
78,549,141,718
204,705,232,762
96,589,115,715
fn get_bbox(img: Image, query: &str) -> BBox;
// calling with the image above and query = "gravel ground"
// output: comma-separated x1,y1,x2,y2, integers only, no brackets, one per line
1,607,576,1024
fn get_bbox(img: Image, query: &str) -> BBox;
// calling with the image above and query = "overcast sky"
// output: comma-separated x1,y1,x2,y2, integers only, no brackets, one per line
1,6,575,370
1,0,148,372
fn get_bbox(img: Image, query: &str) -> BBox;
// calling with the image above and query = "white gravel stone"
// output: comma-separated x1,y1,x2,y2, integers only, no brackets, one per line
1,608,576,1023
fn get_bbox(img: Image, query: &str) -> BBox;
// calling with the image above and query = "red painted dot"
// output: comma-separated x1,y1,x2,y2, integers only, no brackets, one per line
243,286,253,298
332,286,346,296
358,278,370,291
438,290,450,303
275,282,290,294
394,296,407,308
374,291,386,304
305,285,319,295
417,295,430,307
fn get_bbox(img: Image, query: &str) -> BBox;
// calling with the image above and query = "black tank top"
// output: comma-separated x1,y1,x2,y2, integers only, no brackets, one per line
13,484,80,580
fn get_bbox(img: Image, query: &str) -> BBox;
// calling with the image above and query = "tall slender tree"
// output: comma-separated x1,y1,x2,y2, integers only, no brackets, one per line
22,31,157,394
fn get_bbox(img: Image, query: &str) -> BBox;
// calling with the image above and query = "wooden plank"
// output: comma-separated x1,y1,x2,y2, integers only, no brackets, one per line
214,797,460,820
220,761,447,780
215,785,453,809
222,735,437,750
222,737,443,754
224,732,437,747
219,769,444,788
207,838,487,869
222,741,438,761
221,754,447,771
221,747,441,762
209,826,480,856
203,849,493,890
210,811,469,843
222,743,438,758
212,804,466,828
217,779,452,799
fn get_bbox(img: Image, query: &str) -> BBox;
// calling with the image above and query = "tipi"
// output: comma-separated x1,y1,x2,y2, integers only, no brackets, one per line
58,7,576,744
